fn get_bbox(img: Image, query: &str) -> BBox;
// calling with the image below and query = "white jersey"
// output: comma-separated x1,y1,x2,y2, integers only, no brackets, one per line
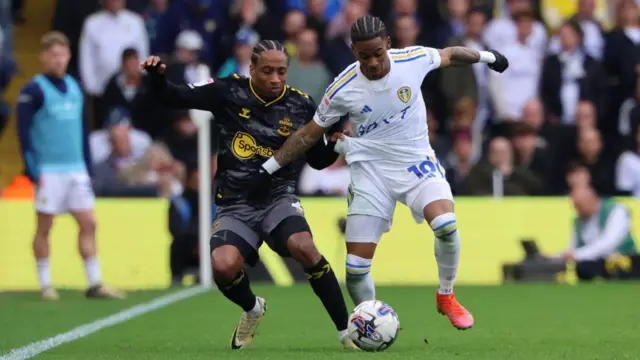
313,46,442,164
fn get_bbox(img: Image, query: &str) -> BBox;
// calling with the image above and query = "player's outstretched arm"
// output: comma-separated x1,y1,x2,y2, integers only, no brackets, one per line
438,47,509,73
262,121,327,173
141,56,223,111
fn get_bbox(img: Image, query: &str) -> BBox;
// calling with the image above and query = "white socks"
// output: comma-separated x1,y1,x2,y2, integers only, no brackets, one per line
83,256,102,288
36,258,52,289
429,213,461,295
246,297,262,317
345,254,375,306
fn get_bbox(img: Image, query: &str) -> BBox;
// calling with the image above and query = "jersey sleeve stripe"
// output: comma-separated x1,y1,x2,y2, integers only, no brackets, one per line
393,54,427,63
325,64,358,93
389,47,423,55
391,49,426,60
326,70,358,99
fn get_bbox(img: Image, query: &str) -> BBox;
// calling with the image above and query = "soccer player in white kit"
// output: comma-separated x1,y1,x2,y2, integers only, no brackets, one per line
255,16,509,330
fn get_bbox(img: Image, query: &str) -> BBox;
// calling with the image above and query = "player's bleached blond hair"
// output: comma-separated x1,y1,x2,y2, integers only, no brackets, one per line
40,31,70,51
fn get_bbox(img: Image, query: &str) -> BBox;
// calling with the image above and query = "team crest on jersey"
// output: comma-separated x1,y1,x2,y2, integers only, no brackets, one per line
397,86,411,103
277,117,293,137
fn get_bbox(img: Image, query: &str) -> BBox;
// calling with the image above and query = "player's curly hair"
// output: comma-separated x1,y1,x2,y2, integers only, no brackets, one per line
251,40,287,65
350,15,387,43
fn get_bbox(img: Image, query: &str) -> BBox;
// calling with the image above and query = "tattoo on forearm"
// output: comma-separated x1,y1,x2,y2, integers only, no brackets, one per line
274,131,314,166
448,46,480,67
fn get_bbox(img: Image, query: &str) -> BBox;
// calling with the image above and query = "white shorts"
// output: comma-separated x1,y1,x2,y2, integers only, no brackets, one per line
35,171,95,215
347,156,453,224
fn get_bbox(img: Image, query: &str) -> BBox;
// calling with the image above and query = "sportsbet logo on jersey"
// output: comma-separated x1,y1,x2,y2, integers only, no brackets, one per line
232,132,275,160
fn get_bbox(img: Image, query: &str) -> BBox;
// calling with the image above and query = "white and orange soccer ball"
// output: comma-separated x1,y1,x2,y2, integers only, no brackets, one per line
347,300,400,352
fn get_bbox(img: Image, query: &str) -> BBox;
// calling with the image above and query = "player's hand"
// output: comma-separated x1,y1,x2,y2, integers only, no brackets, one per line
246,167,272,204
329,132,345,142
561,251,575,261
487,50,508,73
141,56,166,74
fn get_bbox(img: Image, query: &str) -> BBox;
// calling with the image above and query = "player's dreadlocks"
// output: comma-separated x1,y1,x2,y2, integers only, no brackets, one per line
251,40,287,65
350,15,387,43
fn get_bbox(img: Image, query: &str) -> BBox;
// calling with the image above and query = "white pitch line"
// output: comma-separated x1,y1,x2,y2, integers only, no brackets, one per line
0,286,210,360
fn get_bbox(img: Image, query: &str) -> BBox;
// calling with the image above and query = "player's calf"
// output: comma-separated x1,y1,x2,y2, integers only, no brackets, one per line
345,254,375,306
284,230,351,345
211,245,260,314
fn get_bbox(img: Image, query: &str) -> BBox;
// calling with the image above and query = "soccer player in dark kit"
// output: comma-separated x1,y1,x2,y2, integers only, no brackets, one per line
141,40,359,351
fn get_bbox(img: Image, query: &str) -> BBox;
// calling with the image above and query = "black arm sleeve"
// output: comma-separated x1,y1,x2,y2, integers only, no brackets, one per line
305,135,340,170
147,70,227,111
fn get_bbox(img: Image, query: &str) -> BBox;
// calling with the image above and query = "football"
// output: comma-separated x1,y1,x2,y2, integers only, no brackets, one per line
347,300,400,352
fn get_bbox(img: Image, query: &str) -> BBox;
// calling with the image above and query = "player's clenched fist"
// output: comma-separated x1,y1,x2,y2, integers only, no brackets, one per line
487,50,509,73
141,56,166,73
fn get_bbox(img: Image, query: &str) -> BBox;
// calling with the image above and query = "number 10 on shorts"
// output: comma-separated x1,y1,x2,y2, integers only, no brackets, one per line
407,156,446,179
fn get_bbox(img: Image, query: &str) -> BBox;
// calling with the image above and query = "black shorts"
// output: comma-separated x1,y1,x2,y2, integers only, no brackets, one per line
209,195,311,266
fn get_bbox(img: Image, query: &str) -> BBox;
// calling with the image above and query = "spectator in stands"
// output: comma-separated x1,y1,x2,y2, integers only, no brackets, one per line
117,143,184,198
165,30,210,84
169,162,214,286
540,19,606,126
548,0,605,60
322,0,365,76
325,0,369,40
228,0,276,43
576,127,615,196
92,116,158,197
431,0,469,49
384,0,421,33
281,10,306,57
616,125,640,196
52,0,99,78
428,109,449,157
99,48,151,130
143,0,168,55
575,100,598,129
79,0,149,99
463,137,543,195
299,0,332,38
482,0,547,56
164,110,198,165
287,28,332,103
566,162,592,190
89,107,151,165
561,184,638,281
510,122,552,194
440,7,489,138
445,130,474,195
488,9,542,129
603,0,640,140
393,15,419,49
217,28,258,78
156,0,229,69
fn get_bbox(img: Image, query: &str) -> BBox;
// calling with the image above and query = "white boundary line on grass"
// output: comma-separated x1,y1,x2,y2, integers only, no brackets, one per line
0,286,210,360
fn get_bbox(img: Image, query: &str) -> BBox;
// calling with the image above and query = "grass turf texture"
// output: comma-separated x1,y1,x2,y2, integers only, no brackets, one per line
1,284,639,359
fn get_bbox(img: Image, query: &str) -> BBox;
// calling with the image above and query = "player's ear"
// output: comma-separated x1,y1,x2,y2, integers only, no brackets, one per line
249,63,255,76
385,36,391,50
351,43,357,58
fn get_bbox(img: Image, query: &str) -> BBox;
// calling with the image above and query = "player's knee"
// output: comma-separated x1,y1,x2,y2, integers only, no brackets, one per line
78,216,97,235
211,245,244,283
35,215,54,239
287,232,321,268
430,213,458,242
345,254,372,280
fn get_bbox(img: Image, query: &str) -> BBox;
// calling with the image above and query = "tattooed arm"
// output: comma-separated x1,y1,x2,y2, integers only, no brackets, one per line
261,121,327,173
438,47,484,67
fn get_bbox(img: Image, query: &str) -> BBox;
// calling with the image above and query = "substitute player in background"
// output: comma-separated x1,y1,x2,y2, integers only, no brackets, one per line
251,16,509,330
141,40,357,350
16,32,123,301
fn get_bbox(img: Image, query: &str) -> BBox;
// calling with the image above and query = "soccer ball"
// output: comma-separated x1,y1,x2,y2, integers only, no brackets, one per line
347,300,400,352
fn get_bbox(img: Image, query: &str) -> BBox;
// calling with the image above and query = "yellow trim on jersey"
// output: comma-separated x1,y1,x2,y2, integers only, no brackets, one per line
391,48,426,60
249,78,288,106
258,246,294,286
325,68,358,99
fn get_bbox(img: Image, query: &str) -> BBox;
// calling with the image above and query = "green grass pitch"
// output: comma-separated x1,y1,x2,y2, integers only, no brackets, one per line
1,284,640,359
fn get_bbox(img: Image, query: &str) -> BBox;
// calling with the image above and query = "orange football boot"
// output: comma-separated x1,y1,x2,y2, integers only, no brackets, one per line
436,292,474,330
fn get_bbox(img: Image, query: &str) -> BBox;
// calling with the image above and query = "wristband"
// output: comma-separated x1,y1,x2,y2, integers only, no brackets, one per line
479,51,496,64
262,157,282,174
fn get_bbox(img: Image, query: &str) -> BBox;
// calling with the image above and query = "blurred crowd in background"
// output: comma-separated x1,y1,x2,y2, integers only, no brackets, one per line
4,0,640,200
